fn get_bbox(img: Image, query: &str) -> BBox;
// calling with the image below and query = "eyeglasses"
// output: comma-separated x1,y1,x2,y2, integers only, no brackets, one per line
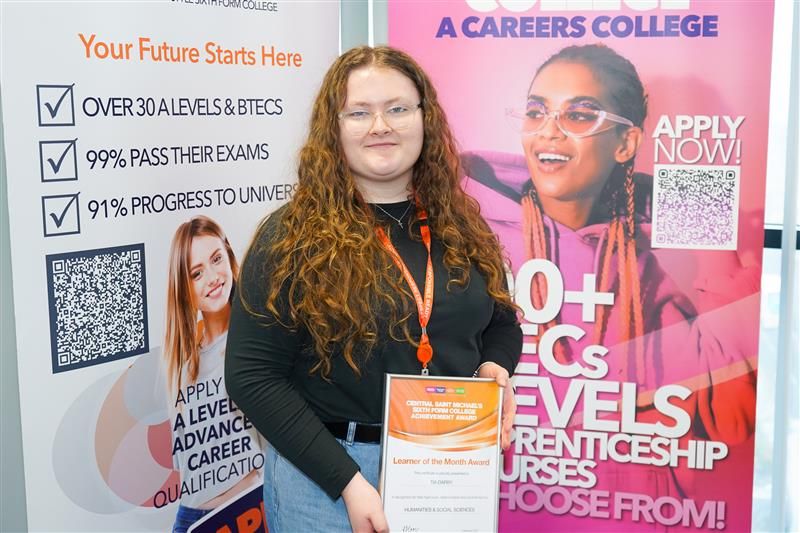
506,102,634,138
338,102,422,136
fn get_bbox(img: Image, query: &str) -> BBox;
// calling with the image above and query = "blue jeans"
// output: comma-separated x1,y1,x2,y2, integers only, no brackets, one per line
172,504,212,533
263,439,381,532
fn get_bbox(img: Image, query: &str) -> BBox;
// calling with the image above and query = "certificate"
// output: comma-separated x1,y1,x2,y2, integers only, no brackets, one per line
380,374,502,532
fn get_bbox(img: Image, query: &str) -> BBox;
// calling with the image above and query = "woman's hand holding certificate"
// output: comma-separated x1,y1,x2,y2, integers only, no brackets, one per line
476,361,517,451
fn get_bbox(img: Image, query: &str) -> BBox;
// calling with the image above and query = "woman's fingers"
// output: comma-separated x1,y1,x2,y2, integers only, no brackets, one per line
343,472,389,533
477,362,516,450
501,384,516,450
477,361,507,383
369,511,390,533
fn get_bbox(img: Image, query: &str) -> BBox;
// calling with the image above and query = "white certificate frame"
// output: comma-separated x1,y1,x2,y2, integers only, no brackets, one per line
380,374,503,532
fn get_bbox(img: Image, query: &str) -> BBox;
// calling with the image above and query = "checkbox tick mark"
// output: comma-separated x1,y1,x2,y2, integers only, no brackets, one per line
44,85,74,119
46,140,76,174
37,84,76,127
42,194,81,237
49,195,78,228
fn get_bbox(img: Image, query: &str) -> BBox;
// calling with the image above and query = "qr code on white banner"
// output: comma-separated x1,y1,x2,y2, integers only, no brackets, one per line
46,244,149,373
651,164,740,250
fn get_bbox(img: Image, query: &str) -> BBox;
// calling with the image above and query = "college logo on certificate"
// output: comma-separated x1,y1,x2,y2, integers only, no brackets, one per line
380,374,503,532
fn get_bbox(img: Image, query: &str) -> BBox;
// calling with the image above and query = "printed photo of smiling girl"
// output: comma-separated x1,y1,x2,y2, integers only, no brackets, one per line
164,215,264,533
463,44,759,517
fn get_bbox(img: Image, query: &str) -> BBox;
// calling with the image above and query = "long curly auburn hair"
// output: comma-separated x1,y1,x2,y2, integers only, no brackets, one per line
254,45,514,377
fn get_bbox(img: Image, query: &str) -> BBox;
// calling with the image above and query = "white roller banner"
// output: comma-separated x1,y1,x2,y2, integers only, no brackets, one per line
0,1,338,530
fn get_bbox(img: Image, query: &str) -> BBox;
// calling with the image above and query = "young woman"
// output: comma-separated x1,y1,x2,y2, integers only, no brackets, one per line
164,215,263,533
463,44,758,529
226,46,523,532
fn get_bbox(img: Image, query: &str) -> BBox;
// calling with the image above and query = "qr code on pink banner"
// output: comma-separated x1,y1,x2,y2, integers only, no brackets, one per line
46,244,149,374
651,164,740,250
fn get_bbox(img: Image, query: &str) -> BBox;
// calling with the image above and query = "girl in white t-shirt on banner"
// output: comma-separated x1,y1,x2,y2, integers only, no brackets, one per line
164,215,264,533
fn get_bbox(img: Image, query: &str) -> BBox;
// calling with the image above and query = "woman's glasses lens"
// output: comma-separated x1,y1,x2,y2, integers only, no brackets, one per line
340,104,420,136
559,108,602,134
517,105,602,135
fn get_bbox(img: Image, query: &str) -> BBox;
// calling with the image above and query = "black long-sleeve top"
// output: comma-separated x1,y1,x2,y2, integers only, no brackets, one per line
225,200,522,500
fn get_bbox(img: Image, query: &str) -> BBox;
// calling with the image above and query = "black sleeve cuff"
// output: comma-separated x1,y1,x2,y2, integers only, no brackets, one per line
481,303,522,376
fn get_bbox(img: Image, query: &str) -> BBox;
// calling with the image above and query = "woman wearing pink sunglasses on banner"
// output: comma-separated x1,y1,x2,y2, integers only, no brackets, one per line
462,44,759,530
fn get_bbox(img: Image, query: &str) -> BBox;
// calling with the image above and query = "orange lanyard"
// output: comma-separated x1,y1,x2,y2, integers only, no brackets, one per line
375,207,434,375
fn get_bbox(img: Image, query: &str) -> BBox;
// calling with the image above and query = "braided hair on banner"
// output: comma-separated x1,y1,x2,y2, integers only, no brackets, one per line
592,162,645,382
521,187,568,362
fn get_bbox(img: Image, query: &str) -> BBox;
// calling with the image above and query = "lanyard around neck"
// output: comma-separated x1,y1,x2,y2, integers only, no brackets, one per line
375,207,434,375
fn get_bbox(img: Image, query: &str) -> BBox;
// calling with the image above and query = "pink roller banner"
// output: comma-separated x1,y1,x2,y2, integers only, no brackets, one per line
390,1,772,531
